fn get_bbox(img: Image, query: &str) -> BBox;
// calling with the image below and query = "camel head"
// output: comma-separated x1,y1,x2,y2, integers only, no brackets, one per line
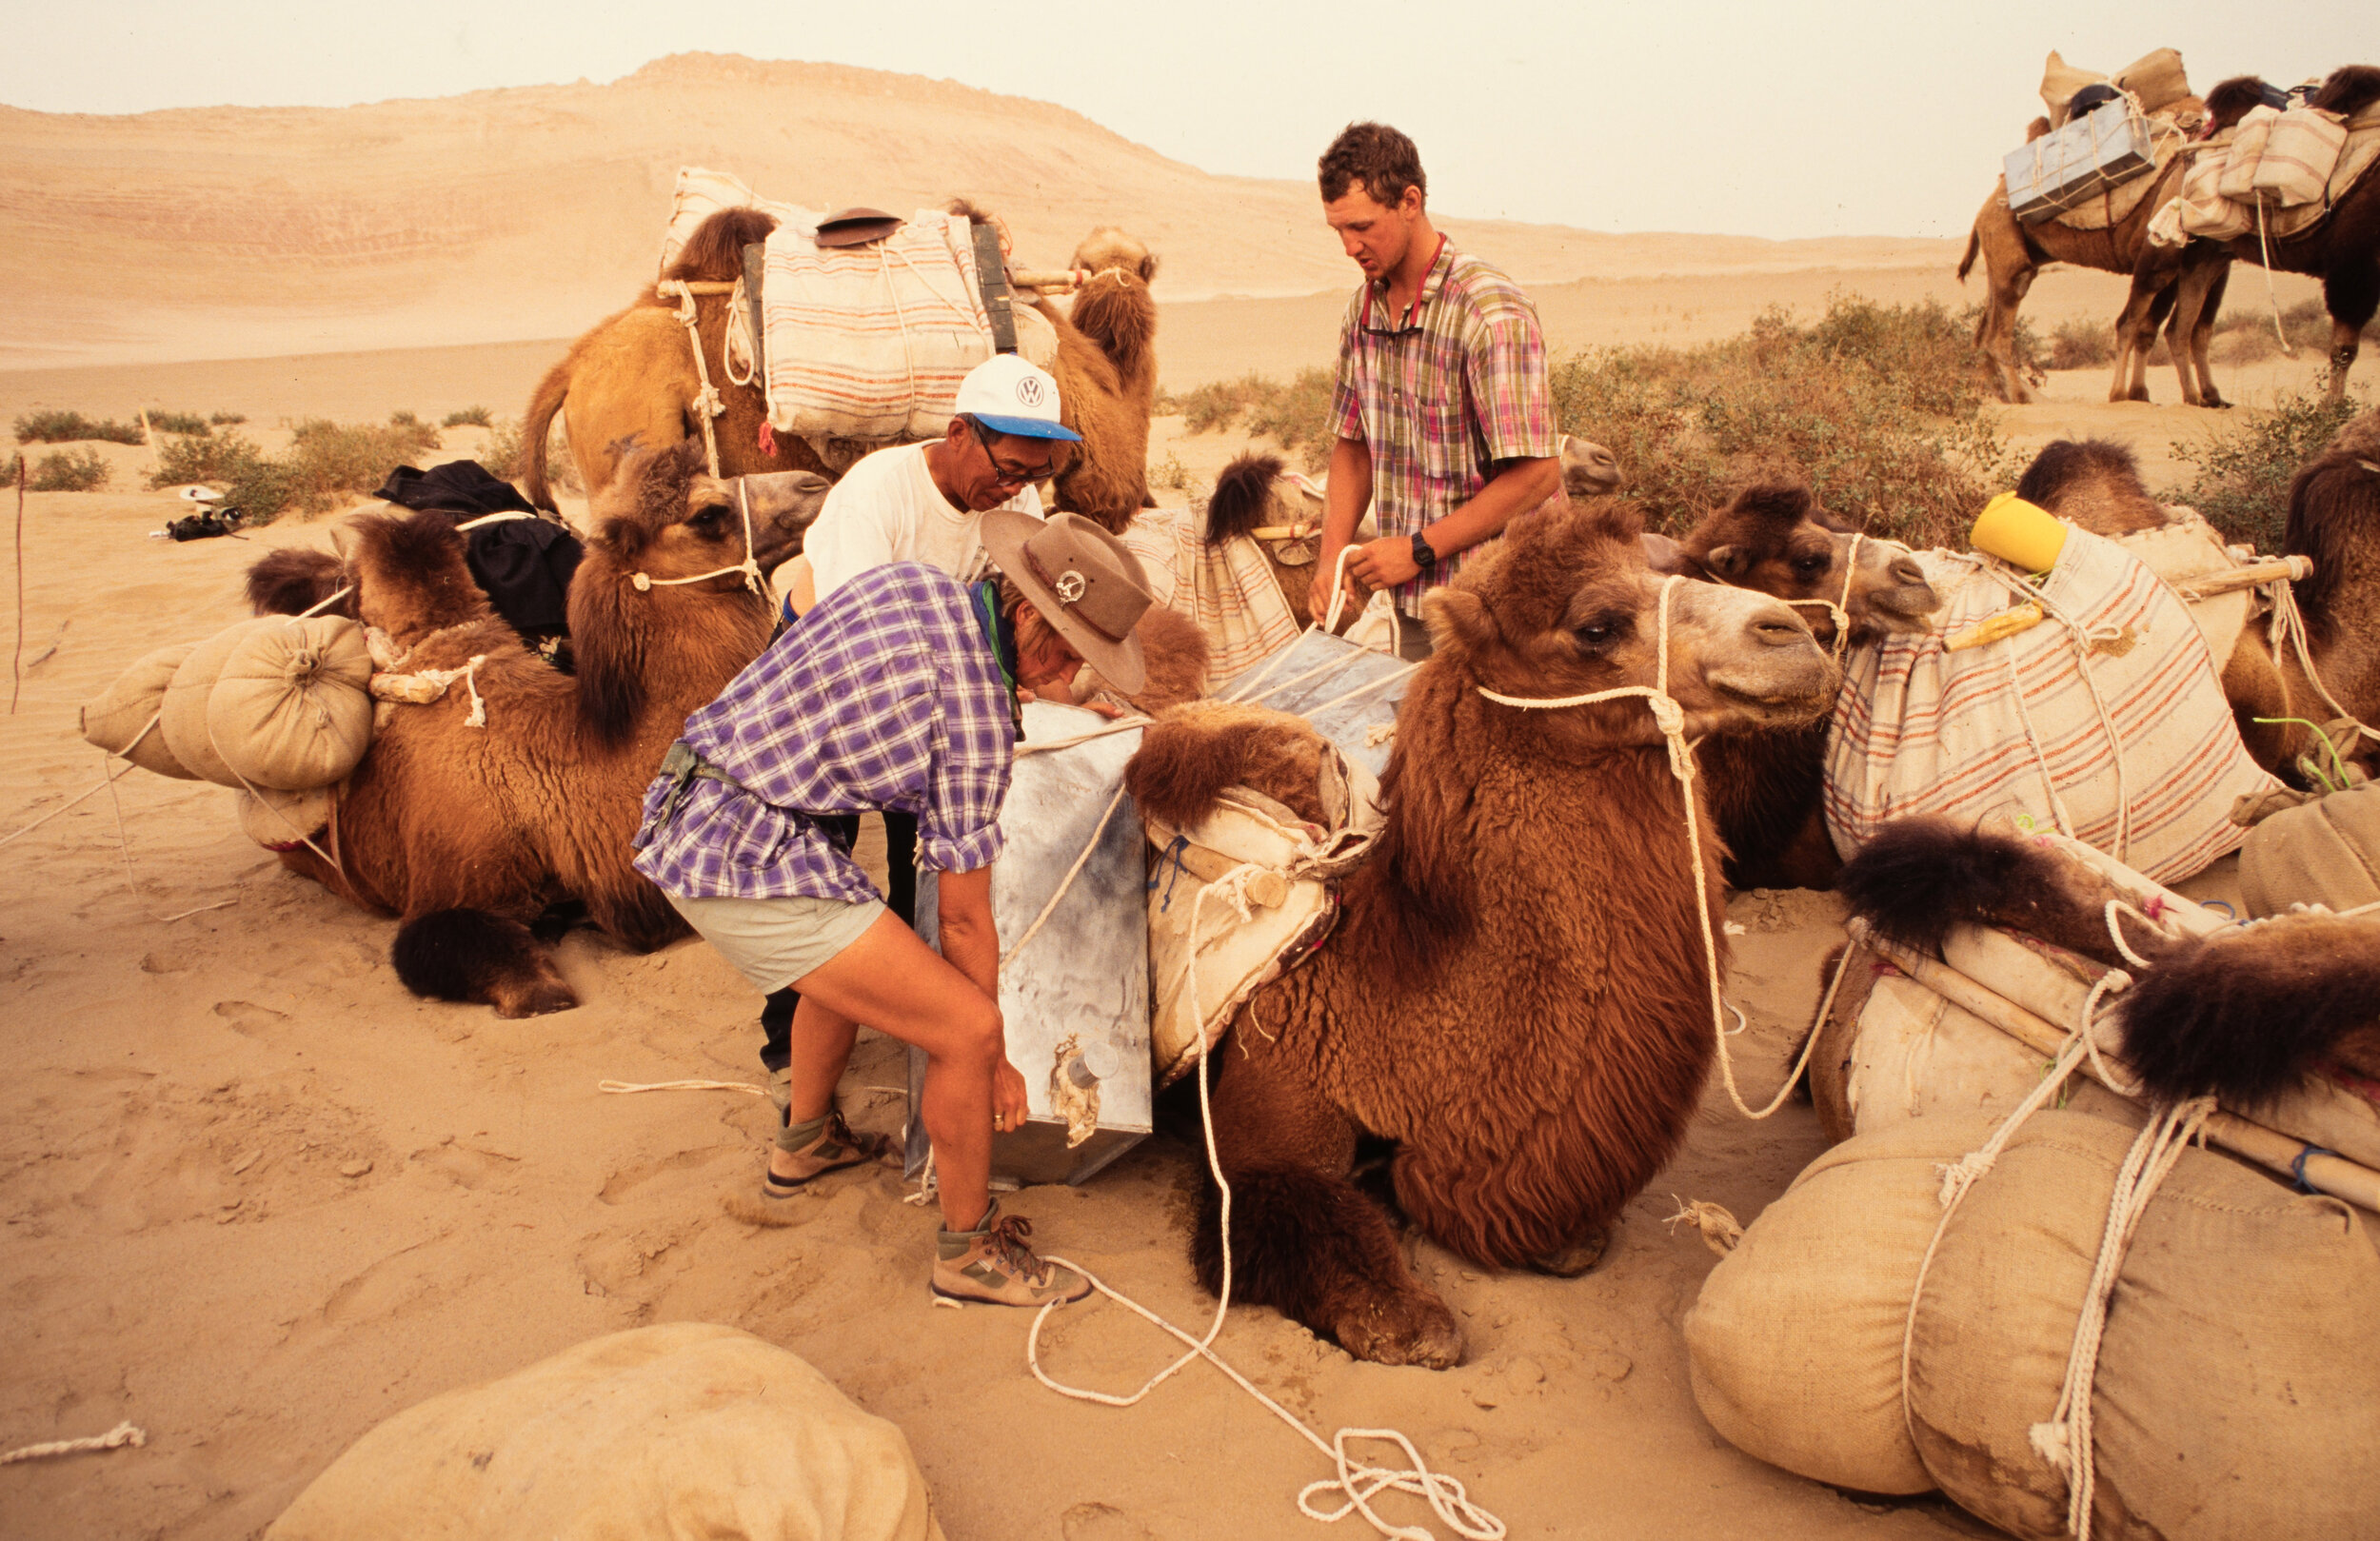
1070,227,1158,286
1424,497,1840,745
1678,484,1938,646
1557,434,1623,498
2204,76,2271,136
1206,451,1323,544
2015,439,2172,536
568,442,829,746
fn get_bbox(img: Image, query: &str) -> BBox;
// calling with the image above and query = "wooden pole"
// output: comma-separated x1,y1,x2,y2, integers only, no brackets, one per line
2173,555,2313,601
1848,919,2380,1212
10,454,23,715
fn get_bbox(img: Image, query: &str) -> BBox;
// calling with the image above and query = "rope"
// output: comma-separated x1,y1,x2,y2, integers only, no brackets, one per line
296,583,353,617
1000,780,1133,968
627,475,764,595
598,1079,767,1096
2252,201,2297,357
724,276,758,389
1775,530,1866,660
0,761,139,848
1027,863,1503,1541
2266,578,2380,743
0,1420,146,1465
657,279,727,478
1475,574,1810,1118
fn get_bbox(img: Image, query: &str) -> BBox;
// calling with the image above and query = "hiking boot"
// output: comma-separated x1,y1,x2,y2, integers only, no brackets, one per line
931,1203,1091,1307
764,1108,888,1198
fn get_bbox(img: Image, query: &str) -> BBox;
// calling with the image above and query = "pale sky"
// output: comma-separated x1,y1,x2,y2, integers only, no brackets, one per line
2,2,2362,240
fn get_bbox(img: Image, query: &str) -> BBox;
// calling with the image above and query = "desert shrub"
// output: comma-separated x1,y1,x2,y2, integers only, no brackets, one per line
145,410,210,436
2172,387,2366,550
1173,367,1339,470
2047,317,2115,370
14,409,143,445
1,452,16,483
30,448,110,491
150,429,269,488
441,405,493,428
480,416,580,494
1554,295,2016,548
147,415,442,524
209,410,247,425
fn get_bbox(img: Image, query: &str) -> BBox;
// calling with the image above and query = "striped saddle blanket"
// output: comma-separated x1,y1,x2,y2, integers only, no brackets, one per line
1824,527,2278,885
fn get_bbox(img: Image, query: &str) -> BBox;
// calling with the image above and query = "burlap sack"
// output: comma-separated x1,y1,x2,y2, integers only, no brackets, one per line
161,618,279,786
82,642,200,779
208,616,372,791
265,1322,944,1541
1683,1115,2010,1495
2041,50,2110,127
1907,1111,2380,1541
237,785,334,851
2112,48,2191,114
2238,782,2380,917
1844,969,2141,1139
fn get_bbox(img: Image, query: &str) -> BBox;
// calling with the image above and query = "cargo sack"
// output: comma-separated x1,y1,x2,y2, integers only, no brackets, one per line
1118,511,1303,681
2250,106,2350,207
237,784,334,852
1144,744,1380,1086
1683,1115,2006,1495
2215,106,2282,202
2156,144,2256,244
264,1322,945,1541
2006,99,2158,225
1824,528,2279,886
2238,781,2380,917
2110,509,2254,666
2110,48,2191,115
2039,50,2109,128
161,618,282,786
83,642,201,780
1906,1111,2380,1541
1840,968,2142,1140
208,617,373,791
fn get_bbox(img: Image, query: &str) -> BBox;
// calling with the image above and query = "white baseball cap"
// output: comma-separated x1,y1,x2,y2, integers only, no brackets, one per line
955,354,1081,442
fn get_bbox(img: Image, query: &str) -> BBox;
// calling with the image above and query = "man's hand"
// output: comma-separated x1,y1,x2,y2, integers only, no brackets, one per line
992,1058,1029,1132
1343,533,1426,593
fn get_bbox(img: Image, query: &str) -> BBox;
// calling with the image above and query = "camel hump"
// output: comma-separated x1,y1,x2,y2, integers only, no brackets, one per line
1124,700,1332,831
247,547,352,618
1208,452,1290,546
664,207,777,285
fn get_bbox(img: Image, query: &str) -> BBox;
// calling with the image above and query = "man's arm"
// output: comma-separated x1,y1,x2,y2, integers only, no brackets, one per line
1309,433,1374,623
1339,455,1559,594
932,863,1027,1125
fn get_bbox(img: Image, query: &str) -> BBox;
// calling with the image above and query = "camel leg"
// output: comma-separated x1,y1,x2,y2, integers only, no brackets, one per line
2324,258,2377,403
2188,265,2232,408
392,908,578,1017
1193,1028,1462,1369
1983,267,2037,405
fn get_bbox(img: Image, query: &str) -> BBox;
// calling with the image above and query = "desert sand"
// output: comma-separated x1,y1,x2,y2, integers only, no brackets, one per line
2,51,2373,1541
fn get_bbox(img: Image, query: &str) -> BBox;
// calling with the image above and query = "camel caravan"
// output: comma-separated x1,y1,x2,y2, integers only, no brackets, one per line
1964,49,2380,407
73,119,2380,1541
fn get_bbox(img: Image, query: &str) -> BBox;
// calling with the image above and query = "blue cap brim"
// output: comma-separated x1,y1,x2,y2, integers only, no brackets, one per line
972,412,1081,443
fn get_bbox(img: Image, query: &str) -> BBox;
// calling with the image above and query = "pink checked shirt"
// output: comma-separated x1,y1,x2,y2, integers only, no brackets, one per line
1329,237,1560,612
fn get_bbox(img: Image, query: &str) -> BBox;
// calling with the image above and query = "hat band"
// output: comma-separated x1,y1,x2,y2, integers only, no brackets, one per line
1023,546,1128,643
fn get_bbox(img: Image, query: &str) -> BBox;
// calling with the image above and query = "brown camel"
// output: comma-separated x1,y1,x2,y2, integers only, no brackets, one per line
1959,97,2217,406
1667,485,1941,890
2016,430,2380,778
521,207,1161,531
1200,436,1623,630
2117,67,2380,407
1121,497,1839,1365
252,445,829,1016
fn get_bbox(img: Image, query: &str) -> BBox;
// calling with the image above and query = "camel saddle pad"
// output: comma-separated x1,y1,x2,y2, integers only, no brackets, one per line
1119,511,1302,681
1824,528,2279,886
1145,752,1381,1087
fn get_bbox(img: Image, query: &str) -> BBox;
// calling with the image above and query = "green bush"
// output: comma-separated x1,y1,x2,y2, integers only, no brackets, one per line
2047,317,2115,370
151,429,269,488
209,410,247,425
30,448,110,491
1553,295,2017,548
482,416,581,494
14,409,143,445
1171,367,1339,470
441,405,493,428
145,410,210,436
147,415,442,524
2172,387,2366,551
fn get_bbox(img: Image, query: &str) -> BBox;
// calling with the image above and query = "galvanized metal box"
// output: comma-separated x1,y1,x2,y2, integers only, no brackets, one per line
2006,99,2157,225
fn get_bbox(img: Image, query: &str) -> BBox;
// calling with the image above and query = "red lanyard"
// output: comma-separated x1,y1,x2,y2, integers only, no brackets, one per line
1360,233,1447,333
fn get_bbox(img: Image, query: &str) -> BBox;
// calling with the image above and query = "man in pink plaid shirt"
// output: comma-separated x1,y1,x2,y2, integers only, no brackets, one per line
1309,123,1565,660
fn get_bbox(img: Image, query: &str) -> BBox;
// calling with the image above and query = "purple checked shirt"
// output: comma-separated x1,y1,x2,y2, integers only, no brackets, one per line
630,562,1014,902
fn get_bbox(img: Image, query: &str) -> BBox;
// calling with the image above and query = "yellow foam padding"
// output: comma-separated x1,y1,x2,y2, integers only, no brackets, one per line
1970,493,2069,572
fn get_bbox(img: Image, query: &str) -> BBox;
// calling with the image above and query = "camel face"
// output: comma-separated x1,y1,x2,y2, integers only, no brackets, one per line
725,471,835,573
590,448,832,588
1683,484,1938,643
1557,434,1623,498
1069,227,1157,285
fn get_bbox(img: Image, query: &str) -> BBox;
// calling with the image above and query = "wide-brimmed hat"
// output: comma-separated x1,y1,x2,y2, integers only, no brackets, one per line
815,207,903,249
981,510,1153,695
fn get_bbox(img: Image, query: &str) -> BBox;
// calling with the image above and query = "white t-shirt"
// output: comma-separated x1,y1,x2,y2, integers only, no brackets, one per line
799,443,1044,605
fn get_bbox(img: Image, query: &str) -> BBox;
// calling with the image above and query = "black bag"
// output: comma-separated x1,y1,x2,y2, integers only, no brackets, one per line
376,461,584,642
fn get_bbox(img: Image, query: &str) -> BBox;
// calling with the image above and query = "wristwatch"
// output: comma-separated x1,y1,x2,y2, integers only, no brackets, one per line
1410,529,1438,572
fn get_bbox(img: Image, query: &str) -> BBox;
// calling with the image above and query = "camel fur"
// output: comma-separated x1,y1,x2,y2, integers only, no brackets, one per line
522,207,1160,532
2115,66,2380,408
1671,484,1940,890
267,443,828,1016
2019,427,2380,778
1123,498,1838,1366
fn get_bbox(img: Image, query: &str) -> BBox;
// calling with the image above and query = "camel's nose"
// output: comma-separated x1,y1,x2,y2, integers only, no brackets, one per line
1888,552,1927,586
1751,614,1815,647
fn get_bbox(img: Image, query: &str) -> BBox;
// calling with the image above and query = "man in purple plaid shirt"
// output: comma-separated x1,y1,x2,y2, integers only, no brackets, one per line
631,553,1118,1307
1309,123,1565,662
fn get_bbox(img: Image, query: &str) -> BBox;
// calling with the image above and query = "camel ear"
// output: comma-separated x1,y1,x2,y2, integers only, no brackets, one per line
1640,532,1691,575
1420,586,1495,653
1702,543,1753,580
1139,252,1160,284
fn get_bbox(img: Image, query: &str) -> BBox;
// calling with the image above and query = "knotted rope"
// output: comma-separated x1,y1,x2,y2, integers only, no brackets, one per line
2266,576,2380,744
657,279,727,477
627,477,765,596
1474,574,1816,1118
0,1420,146,1465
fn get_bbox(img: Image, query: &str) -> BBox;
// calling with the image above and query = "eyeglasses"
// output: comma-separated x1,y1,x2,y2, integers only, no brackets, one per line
968,418,1054,490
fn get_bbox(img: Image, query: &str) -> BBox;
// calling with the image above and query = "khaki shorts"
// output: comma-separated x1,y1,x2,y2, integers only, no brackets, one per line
666,891,888,996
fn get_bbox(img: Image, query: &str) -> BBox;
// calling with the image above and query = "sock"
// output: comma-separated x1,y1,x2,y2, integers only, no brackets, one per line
938,1197,1000,1253
781,1111,830,1153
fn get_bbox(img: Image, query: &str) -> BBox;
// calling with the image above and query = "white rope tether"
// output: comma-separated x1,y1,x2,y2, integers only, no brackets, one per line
598,1079,767,1096
1026,865,1504,1541
1474,574,1809,1119
0,1420,146,1465
1775,529,1866,660
627,476,765,596
2267,577,2380,744
657,279,727,477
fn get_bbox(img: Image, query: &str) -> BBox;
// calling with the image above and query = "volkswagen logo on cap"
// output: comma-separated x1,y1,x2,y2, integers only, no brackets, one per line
1016,377,1046,407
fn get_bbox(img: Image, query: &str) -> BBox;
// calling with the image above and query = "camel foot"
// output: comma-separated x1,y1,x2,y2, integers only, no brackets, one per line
1524,1223,1611,1278
1334,1289,1463,1369
393,908,581,1016
2202,393,2231,410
